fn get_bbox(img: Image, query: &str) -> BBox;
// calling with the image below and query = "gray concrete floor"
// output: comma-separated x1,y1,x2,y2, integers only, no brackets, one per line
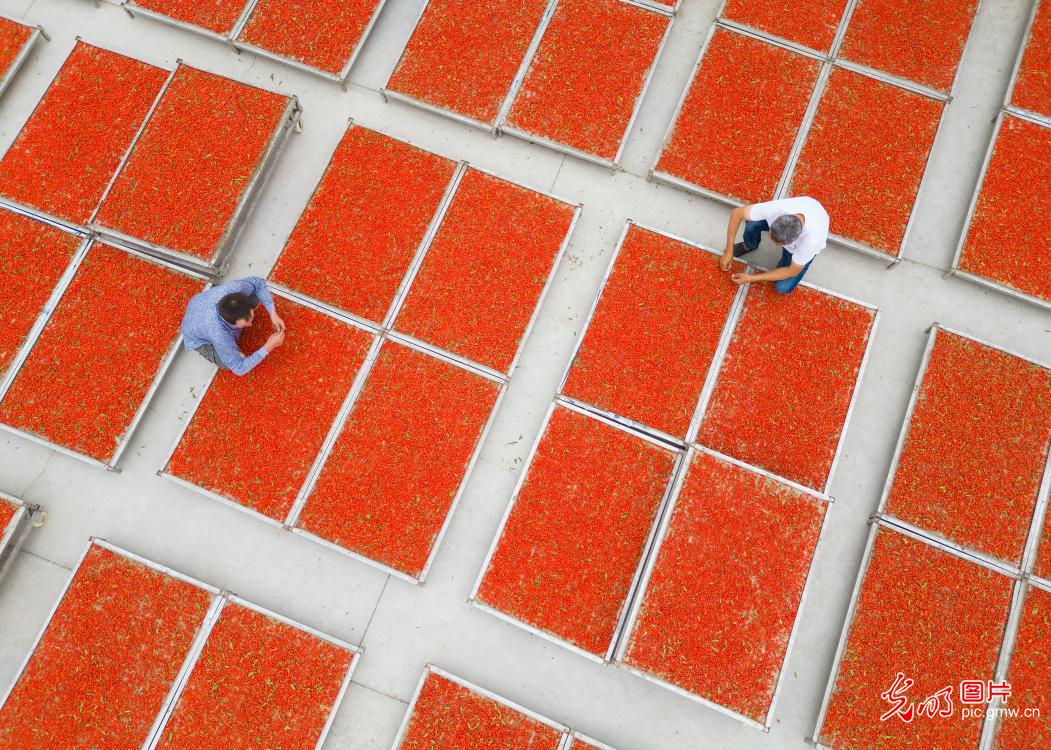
0,0,1048,748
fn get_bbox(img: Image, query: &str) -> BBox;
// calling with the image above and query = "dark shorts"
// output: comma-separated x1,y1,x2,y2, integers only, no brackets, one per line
193,343,227,370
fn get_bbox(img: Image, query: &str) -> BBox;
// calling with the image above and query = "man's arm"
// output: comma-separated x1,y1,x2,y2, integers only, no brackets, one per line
732,263,803,285
238,276,284,332
721,205,752,271
211,330,281,376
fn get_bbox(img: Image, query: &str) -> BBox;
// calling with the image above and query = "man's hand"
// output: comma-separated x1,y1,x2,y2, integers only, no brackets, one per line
270,311,286,333
720,251,734,272
732,272,754,286
264,330,286,353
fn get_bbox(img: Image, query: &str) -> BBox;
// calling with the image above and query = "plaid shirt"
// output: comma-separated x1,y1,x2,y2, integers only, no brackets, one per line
180,277,275,375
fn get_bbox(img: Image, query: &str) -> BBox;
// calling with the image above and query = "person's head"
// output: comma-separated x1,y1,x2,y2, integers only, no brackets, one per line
770,214,803,246
218,293,256,328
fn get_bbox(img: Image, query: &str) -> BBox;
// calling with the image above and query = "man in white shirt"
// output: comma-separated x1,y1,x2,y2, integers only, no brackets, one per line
719,196,830,294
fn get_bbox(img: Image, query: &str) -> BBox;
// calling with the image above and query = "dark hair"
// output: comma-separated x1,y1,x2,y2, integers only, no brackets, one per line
770,215,803,244
218,293,255,324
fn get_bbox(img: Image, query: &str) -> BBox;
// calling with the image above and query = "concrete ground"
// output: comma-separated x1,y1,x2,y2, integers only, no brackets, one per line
0,0,1047,748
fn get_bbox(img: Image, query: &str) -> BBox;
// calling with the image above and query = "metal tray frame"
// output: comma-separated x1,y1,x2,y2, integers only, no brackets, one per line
469,399,686,665
123,0,385,86
713,0,859,60
809,520,1022,748
612,445,833,731
666,0,962,265
0,537,224,717
267,119,465,332
0,239,207,471
0,39,160,238
390,665,572,750
774,66,946,266
649,22,829,207
467,223,878,702
1021,448,1051,584
287,334,508,586
1000,0,1050,127
381,0,561,133
0,492,40,585
498,0,676,169
687,264,881,496
157,287,381,529
120,0,251,43
620,0,675,15
88,62,301,279
565,732,619,750
0,196,90,239
716,0,974,100
0,538,360,750
383,161,581,380
159,287,508,586
269,149,581,381
142,590,361,750
873,323,1051,576
948,110,1051,311
554,219,748,448
229,0,390,87
0,20,47,102
976,576,1033,750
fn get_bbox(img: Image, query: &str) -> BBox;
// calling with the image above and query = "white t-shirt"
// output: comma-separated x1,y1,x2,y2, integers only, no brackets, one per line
748,196,829,266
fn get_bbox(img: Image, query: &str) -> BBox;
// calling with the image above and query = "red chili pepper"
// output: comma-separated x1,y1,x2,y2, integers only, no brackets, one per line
658,29,822,204
788,68,943,256
388,0,549,125
167,301,373,522
885,330,1051,564
477,406,675,656
0,17,32,77
563,224,739,437
394,169,574,374
997,587,1051,747
504,0,668,161
821,529,1012,749
838,0,979,94
959,115,1051,304
155,603,353,749
624,450,825,721
0,497,16,532
132,0,246,35
699,282,874,491
94,67,288,262
0,211,80,379
0,43,168,224
722,0,847,52
0,243,205,462
402,673,563,749
1012,0,1051,118
296,341,499,578
269,125,457,323
1037,518,1051,581
237,0,382,75
0,546,211,748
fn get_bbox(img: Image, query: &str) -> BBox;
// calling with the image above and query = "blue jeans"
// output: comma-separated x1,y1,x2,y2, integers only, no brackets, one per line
743,219,812,295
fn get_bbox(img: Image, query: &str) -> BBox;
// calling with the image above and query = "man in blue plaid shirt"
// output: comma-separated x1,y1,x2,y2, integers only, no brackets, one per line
180,276,285,376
